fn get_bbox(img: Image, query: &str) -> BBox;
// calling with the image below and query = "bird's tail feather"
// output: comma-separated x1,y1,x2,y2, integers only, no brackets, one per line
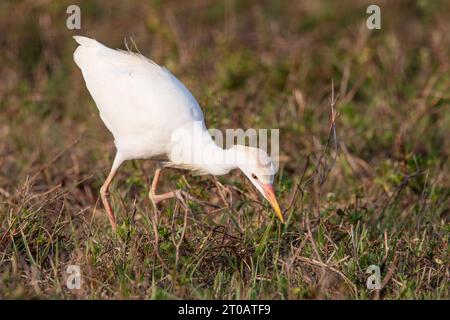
73,35,101,47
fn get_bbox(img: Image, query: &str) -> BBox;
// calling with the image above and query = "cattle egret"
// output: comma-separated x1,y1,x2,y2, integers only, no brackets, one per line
73,36,283,230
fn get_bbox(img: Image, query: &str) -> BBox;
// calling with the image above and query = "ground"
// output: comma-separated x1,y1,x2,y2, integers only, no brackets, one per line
0,0,448,299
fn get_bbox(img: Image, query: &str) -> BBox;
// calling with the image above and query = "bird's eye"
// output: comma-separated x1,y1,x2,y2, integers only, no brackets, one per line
251,173,258,180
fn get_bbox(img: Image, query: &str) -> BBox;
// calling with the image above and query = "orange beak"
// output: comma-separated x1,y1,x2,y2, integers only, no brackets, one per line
262,184,284,224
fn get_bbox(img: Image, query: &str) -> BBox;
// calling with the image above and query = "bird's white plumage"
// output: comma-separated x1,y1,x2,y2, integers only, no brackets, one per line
73,36,204,162
73,36,283,225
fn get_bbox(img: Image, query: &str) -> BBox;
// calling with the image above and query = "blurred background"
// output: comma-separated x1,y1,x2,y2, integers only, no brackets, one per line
0,0,448,299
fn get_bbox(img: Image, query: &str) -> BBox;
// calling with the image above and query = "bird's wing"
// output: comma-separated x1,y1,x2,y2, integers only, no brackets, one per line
73,36,204,145
160,161,211,176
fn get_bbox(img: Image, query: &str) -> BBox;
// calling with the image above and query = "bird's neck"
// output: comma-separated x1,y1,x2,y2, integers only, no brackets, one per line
167,122,239,175
198,141,239,175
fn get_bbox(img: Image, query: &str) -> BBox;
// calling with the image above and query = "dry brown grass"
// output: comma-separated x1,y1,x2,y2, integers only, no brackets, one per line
0,0,448,299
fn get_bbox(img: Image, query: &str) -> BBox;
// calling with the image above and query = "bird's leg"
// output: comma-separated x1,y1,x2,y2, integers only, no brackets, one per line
149,166,219,210
148,166,181,206
100,155,124,231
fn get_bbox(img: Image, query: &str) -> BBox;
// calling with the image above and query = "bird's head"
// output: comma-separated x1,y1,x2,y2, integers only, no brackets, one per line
231,145,284,223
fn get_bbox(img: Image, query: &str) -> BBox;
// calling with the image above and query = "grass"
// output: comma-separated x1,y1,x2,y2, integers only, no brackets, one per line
0,0,449,299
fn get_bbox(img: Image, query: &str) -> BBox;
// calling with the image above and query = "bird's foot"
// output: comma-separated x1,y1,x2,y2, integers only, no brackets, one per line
149,189,185,207
149,189,220,212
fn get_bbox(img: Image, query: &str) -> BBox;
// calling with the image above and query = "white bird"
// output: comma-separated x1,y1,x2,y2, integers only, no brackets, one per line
73,36,283,230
